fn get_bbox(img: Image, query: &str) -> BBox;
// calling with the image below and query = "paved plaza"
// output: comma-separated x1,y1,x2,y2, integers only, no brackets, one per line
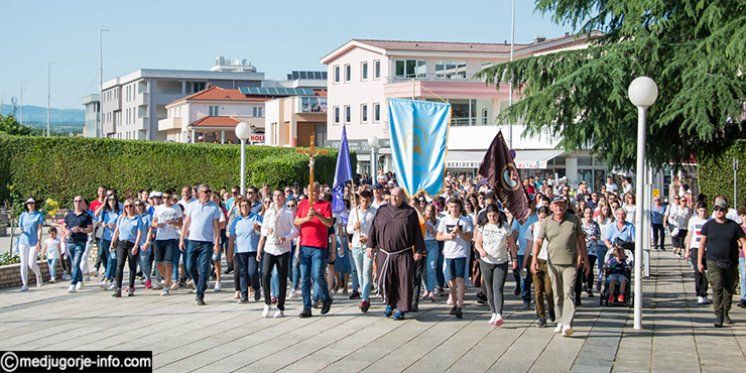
1,249,745,372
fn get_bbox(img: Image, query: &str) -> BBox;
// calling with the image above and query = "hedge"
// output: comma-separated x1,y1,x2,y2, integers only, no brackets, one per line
0,134,355,208
697,139,746,207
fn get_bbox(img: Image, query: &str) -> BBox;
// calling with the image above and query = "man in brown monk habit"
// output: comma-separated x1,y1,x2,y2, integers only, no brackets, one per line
367,187,426,320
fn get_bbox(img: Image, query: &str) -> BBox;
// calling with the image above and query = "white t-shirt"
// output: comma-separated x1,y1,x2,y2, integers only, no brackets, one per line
686,216,709,249
153,204,183,241
531,221,549,261
479,223,512,264
45,237,61,259
438,215,473,259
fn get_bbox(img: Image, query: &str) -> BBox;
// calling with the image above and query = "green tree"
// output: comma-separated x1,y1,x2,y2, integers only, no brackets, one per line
0,114,31,136
476,0,745,169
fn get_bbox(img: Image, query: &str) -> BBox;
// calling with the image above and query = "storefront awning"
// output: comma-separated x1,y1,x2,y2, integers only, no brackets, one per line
513,150,564,169
446,149,564,169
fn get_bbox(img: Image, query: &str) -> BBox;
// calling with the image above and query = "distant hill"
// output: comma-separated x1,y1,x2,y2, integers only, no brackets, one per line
1,104,85,124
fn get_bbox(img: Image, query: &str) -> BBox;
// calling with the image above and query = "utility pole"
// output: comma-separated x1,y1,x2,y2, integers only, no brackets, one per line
19,81,25,126
47,61,55,137
508,0,515,148
99,29,109,138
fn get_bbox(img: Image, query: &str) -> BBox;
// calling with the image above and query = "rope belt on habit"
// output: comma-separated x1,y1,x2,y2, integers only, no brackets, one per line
376,247,412,304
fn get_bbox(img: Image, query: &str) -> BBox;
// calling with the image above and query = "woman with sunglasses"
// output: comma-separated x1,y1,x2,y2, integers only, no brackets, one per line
109,199,143,297
135,200,154,289
18,197,45,291
64,196,93,293
229,199,263,303
95,194,121,289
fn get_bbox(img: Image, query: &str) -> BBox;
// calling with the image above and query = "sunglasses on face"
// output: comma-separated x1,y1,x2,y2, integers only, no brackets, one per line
124,205,133,208
714,206,727,212
135,203,143,207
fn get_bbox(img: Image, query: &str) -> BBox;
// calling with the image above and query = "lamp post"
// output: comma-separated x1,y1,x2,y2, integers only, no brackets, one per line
628,76,658,330
368,135,380,184
47,61,55,137
235,121,251,195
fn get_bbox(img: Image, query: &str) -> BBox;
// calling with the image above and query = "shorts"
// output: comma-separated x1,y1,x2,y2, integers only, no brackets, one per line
154,239,177,263
445,257,467,282
606,273,628,284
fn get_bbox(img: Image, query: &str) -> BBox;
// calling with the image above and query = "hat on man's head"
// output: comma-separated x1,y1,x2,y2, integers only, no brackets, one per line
551,196,567,205
714,199,728,209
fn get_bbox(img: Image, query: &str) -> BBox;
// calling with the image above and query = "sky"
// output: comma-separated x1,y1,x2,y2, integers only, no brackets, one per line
0,0,571,109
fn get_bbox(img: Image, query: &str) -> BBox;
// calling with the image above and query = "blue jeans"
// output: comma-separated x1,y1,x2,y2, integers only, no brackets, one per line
235,251,261,298
351,246,373,301
47,259,58,279
425,240,440,292
740,258,746,302
186,240,212,299
173,241,192,282
139,247,152,281
290,243,300,291
68,242,86,285
436,241,445,288
596,246,608,284
299,246,330,309
100,238,116,280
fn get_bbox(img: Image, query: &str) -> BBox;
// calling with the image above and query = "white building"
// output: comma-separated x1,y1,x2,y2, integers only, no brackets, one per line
320,33,608,188
100,58,265,141
80,94,100,138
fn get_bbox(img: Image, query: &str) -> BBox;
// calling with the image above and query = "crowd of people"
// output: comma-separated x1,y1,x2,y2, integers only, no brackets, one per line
14,172,746,331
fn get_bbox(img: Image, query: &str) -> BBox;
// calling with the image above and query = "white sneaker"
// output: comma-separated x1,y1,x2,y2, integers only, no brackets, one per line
108,283,116,291
489,313,497,325
554,322,564,333
75,282,82,291
36,280,42,287
273,310,284,318
697,296,705,304
214,282,222,292
262,304,271,318
67,285,76,293
98,280,107,289
161,288,169,296
561,324,574,337
288,290,296,299
20,285,29,292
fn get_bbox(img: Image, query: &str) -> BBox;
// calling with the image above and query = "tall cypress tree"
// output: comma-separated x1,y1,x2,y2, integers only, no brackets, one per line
476,0,745,169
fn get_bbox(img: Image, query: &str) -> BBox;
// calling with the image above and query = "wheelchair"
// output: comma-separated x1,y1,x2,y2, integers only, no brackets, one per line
599,239,634,307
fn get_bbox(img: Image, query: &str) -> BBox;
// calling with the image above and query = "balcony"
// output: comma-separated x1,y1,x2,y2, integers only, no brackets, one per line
384,77,511,100
158,117,182,131
135,92,149,106
298,96,327,113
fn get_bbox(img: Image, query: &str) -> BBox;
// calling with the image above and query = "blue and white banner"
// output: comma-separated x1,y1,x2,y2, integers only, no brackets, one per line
387,98,450,196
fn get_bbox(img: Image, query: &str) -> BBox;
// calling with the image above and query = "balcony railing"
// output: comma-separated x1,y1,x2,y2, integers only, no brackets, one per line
451,116,492,126
386,73,475,84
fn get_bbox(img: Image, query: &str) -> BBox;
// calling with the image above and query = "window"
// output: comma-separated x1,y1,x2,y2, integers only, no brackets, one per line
373,60,381,79
373,103,381,122
361,104,368,123
333,66,340,83
252,106,263,117
209,106,219,116
344,64,351,83
394,60,427,79
333,106,340,124
435,61,467,79
361,62,368,81
344,105,351,123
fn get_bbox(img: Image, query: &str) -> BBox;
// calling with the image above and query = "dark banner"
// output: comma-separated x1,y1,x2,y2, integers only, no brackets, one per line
0,351,152,373
478,130,530,221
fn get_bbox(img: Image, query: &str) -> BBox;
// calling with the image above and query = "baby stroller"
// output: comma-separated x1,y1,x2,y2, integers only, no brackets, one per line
599,238,634,307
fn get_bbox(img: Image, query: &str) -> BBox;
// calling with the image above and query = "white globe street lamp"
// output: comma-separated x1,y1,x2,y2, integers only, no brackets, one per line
368,136,380,184
628,76,658,331
235,122,251,195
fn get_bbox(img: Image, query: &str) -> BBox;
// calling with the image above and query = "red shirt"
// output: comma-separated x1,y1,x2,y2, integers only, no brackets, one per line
89,199,103,214
295,199,332,249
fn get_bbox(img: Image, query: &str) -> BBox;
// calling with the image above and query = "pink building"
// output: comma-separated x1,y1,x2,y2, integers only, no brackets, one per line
321,33,609,189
